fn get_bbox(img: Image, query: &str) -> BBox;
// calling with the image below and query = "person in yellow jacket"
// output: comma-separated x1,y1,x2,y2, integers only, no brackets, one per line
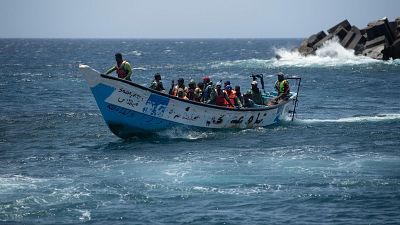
273,72,290,103
104,52,132,81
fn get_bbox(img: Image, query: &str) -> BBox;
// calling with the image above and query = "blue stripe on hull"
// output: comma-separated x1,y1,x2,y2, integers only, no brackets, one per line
91,84,180,138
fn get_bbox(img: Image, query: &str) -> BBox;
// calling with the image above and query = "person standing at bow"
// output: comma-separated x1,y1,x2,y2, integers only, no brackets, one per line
104,52,132,81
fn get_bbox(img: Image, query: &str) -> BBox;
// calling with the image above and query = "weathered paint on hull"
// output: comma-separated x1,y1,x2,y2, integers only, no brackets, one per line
80,65,296,138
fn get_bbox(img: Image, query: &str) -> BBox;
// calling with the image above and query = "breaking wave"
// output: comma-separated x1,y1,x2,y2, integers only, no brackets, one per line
213,38,400,69
297,113,400,124
273,38,381,67
156,127,213,140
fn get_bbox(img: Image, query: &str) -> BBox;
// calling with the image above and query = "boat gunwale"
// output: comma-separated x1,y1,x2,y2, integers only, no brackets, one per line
100,74,292,112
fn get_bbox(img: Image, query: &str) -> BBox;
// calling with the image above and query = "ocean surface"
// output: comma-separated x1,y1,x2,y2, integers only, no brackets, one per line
0,38,399,225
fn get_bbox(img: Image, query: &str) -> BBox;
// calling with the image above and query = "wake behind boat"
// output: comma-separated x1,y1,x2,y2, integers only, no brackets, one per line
79,64,301,138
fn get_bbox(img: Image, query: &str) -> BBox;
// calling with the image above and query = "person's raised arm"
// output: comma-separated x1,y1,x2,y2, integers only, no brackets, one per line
104,65,116,75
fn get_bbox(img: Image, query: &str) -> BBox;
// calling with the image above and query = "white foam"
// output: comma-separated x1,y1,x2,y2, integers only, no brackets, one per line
0,175,48,192
158,127,210,140
211,38,400,69
125,50,142,56
274,37,380,67
298,113,400,124
78,209,91,221
133,67,147,71
211,58,272,69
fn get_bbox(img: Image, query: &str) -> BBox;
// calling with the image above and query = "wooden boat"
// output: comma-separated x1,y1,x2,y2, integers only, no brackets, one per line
79,64,301,138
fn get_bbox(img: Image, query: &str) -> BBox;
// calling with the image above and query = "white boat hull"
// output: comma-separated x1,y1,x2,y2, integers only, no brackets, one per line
80,65,297,138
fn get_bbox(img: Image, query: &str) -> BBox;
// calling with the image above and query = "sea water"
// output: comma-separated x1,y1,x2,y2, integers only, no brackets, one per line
0,39,399,224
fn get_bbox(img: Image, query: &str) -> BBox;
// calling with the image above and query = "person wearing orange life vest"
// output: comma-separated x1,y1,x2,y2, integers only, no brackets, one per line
169,78,188,96
214,82,234,107
273,72,290,104
104,53,132,81
177,88,188,100
224,85,242,108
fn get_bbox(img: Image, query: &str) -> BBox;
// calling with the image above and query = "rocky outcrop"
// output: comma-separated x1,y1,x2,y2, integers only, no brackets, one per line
296,17,400,60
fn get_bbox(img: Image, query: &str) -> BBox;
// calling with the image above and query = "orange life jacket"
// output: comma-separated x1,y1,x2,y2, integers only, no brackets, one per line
116,61,127,79
224,90,236,107
172,85,187,97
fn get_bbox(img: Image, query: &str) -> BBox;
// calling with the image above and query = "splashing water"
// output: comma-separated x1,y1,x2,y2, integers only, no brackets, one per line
211,38,400,69
297,113,400,124
274,37,380,67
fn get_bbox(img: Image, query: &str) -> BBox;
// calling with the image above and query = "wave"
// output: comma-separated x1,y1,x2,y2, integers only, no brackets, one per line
211,58,273,69
156,127,212,140
0,175,49,192
275,37,400,67
297,113,400,124
124,50,142,56
273,37,382,67
212,38,400,69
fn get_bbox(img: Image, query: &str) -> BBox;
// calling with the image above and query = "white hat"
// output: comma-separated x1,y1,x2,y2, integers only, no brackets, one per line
251,80,258,85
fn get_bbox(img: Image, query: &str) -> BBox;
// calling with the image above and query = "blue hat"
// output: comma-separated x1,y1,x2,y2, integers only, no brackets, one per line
224,80,231,85
225,85,232,90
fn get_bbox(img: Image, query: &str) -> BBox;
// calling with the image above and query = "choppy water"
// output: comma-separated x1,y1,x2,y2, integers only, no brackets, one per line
0,39,399,225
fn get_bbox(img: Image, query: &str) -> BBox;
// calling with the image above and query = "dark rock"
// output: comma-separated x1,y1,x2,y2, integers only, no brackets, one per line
297,39,311,55
297,31,327,55
295,17,400,60
391,39,400,59
313,33,334,50
313,26,348,50
334,26,349,41
341,26,357,47
327,19,351,33
351,26,362,35
307,31,327,47
342,26,366,54
394,17,400,38
389,21,398,39
365,36,388,49
347,33,366,54
362,44,385,60
298,39,308,49
365,17,396,44
298,45,314,56
383,39,400,59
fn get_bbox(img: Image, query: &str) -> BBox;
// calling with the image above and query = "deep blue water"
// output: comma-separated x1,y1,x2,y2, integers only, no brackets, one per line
0,39,400,225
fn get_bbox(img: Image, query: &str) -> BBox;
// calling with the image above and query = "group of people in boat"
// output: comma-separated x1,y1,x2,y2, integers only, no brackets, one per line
104,53,290,108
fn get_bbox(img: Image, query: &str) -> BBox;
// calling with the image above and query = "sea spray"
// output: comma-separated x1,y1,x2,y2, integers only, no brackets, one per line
295,113,400,124
274,37,379,67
